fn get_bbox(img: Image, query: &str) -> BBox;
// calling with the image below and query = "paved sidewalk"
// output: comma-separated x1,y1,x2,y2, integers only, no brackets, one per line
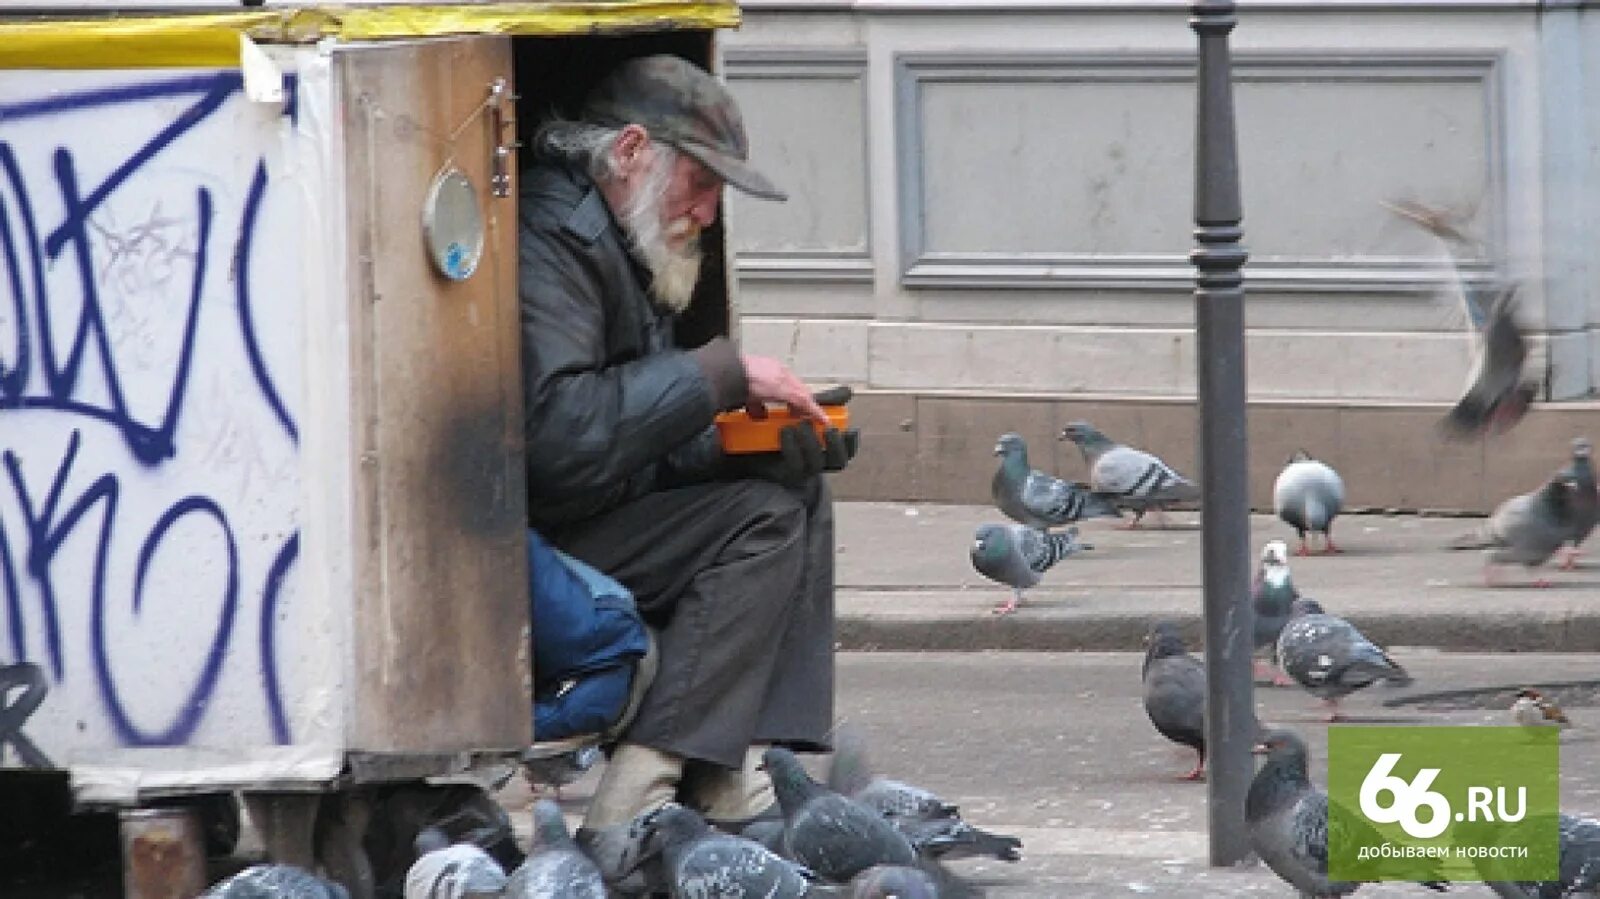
835,502,1600,652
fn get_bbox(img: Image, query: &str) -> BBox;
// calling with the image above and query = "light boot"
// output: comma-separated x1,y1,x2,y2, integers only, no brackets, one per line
581,742,683,829
682,743,778,828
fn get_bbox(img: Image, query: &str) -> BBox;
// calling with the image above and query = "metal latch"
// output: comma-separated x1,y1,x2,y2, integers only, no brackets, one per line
488,77,518,198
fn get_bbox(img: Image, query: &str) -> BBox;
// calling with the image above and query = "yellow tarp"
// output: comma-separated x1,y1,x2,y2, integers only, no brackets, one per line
0,2,741,69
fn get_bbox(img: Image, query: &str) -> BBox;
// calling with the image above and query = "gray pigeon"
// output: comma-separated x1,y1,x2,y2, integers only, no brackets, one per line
763,745,919,883
1059,421,1200,528
1559,438,1598,570
736,817,790,856
1382,199,1536,439
828,726,959,821
894,813,1022,864
1247,730,1446,897
1252,540,1298,685
403,828,507,899
1274,450,1346,555
1276,599,1412,722
521,744,601,800
1447,287,1536,439
970,522,1091,615
1246,729,1362,898
1142,621,1207,780
201,865,349,899
827,725,1021,864
1478,813,1600,898
848,865,943,898
991,432,1121,529
504,799,607,898
849,861,981,898
628,802,815,898
1449,474,1578,586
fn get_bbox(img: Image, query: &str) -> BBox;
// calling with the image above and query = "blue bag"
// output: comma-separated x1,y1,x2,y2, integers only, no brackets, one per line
527,530,650,742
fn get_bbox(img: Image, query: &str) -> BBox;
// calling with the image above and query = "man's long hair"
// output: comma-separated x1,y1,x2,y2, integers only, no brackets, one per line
533,119,703,313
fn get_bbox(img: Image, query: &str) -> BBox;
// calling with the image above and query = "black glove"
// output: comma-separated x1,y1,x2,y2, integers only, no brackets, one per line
726,387,861,487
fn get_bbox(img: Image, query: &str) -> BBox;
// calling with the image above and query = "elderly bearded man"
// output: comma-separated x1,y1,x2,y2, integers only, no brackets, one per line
518,54,857,840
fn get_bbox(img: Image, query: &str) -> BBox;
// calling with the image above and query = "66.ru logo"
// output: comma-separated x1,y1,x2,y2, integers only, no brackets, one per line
1360,753,1527,838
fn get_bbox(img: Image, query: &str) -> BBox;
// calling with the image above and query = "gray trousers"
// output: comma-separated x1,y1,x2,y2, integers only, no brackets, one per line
549,476,835,769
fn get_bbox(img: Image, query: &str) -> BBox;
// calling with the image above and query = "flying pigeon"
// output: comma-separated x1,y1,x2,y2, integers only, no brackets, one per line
1382,198,1537,439
1247,729,1449,897
1276,598,1412,722
404,828,508,899
1274,450,1346,555
522,744,602,801
1059,421,1200,528
990,432,1120,529
827,725,1021,864
626,802,815,898
503,799,608,898
1559,438,1598,570
200,865,349,899
1448,474,1578,586
762,746,919,883
1510,688,1571,729
970,522,1091,615
1141,621,1207,781
1252,540,1298,686
1480,813,1600,898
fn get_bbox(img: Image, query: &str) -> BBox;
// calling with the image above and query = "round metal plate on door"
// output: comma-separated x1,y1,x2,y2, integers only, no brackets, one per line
422,166,484,281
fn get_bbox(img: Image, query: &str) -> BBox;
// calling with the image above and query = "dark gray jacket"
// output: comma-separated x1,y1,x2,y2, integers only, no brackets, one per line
519,163,746,530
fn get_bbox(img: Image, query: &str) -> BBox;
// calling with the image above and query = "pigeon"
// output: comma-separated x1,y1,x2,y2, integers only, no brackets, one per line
827,725,1021,864
521,744,601,800
1559,438,1598,570
1059,420,1200,528
1510,688,1571,729
404,827,508,899
201,865,349,899
1448,474,1578,586
1447,287,1537,439
1141,621,1207,781
1252,540,1298,686
503,799,607,898
892,816,1022,864
1480,813,1600,898
1382,198,1536,439
763,745,919,883
1274,450,1346,555
736,817,791,856
847,864,943,898
990,432,1120,529
848,861,982,898
1247,729,1449,898
1276,599,1411,722
827,726,959,821
970,522,1090,615
626,802,815,898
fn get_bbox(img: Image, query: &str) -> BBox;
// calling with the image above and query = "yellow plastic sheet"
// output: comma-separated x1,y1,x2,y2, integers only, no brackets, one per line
0,2,741,69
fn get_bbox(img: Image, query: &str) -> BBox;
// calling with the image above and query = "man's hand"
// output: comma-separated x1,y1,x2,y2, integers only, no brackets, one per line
725,386,861,487
741,354,827,423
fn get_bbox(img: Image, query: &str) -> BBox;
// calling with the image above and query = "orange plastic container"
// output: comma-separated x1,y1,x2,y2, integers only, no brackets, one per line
715,405,851,454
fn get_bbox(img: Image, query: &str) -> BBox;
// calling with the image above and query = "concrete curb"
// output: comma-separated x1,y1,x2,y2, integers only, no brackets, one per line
836,611,1600,653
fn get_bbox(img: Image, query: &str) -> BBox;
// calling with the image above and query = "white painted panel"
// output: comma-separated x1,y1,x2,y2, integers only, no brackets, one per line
0,56,342,787
725,60,871,258
917,62,1493,261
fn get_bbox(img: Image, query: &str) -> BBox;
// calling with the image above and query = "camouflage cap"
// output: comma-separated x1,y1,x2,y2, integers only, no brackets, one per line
581,54,788,202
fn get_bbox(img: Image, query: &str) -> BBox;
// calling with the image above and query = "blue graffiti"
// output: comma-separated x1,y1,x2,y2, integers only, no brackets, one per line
0,661,51,768
0,72,302,748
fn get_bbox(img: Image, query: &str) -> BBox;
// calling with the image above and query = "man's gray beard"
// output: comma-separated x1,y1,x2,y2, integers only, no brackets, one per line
619,152,704,314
